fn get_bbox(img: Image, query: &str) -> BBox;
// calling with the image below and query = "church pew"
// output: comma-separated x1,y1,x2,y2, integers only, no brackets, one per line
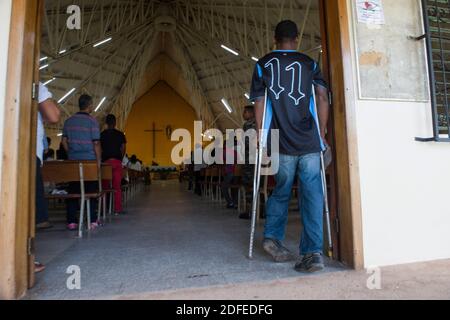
42,161,104,237
101,164,114,220
210,165,222,203
230,165,245,213
201,167,211,198
123,169,146,202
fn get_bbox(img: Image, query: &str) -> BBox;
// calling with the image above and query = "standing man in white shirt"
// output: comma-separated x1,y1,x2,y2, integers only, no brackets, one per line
35,82,60,272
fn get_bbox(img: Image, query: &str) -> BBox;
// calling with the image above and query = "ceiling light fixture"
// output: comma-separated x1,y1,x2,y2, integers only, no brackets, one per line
58,88,76,103
95,97,107,112
43,78,56,86
221,98,233,113
251,56,259,62
244,93,250,100
59,49,67,54
40,56,48,62
39,64,49,70
93,37,112,48
221,44,239,56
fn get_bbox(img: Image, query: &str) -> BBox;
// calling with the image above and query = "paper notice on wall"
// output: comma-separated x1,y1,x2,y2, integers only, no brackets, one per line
356,0,385,25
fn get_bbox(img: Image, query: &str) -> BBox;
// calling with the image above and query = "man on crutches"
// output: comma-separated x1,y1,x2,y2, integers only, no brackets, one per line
249,20,330,273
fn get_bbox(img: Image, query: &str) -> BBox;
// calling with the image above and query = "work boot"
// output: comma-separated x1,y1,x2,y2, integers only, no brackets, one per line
263,238,295,263
294,253,325,273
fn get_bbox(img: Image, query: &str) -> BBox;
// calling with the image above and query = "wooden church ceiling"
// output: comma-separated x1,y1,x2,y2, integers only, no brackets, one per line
40,0,322,131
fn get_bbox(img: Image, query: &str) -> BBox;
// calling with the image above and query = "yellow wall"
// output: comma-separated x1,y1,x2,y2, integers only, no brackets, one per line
124,81,197,166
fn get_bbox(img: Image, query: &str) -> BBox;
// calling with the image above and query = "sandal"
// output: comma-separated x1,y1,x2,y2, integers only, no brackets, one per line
34,261,46,273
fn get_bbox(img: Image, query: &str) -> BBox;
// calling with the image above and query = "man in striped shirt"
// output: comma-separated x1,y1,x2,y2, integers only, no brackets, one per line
62,94,102,230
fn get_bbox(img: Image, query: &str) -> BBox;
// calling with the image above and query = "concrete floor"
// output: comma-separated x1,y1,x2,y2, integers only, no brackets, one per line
27,180,343,300
118,258,450,300
27,180,450,300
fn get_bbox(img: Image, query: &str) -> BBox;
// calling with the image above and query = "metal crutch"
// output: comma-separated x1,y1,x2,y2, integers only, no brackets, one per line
248,89,268,259
312,85,333,258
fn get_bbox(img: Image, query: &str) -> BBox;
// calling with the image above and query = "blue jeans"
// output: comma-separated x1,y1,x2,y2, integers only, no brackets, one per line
264,152,324,255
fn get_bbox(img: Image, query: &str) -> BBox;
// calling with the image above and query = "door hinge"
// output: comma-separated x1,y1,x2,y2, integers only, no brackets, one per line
32,82,38,100
335,218,340,234
27,237,35,256
328,91,333,105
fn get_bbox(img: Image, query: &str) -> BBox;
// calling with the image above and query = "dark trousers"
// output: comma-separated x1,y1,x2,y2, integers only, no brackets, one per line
36,157,49,224
194,171,202,196
221,173,238,206
242,164,255,212
188,166,194,190
66,181,98,224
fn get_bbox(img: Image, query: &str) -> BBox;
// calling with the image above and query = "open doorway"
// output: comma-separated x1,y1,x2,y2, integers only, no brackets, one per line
0,0,363,299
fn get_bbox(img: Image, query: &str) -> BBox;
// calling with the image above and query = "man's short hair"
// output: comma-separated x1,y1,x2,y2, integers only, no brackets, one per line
106,114,116,126
79,94,93,110
275,20,299,43
244,105,255,114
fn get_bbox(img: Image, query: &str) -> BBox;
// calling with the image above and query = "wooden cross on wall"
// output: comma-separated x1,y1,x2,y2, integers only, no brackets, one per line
144,122,164,158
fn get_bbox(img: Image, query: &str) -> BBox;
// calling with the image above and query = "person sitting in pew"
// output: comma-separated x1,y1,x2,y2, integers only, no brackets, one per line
128,154,142,172
221,140,238,209
62,94,102,231
57,141,68,160
239,105,257,220
193,144,206,196
44,137,55,161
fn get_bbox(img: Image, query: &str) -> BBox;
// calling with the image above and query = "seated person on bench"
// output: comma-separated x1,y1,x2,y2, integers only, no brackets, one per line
221,140,238,209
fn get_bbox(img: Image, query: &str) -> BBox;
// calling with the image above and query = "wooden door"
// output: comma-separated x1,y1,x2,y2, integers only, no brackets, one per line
319,0,365,269
28,0,44,289
317,0,341,261
0,0,43,299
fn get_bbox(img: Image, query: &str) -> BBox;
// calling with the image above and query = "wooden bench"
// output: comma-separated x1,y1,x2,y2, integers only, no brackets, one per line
121,168,130,206
209,166,222,202
121,168,146,205
101,164,114,219
42,160,104,237
200,167,211,198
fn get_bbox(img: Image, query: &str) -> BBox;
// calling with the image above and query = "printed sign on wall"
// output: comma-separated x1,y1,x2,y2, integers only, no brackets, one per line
353,0,429,101
357,0,385,25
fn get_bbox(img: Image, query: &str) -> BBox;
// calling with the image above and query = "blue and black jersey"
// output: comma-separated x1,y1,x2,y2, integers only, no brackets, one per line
250,50,328,156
